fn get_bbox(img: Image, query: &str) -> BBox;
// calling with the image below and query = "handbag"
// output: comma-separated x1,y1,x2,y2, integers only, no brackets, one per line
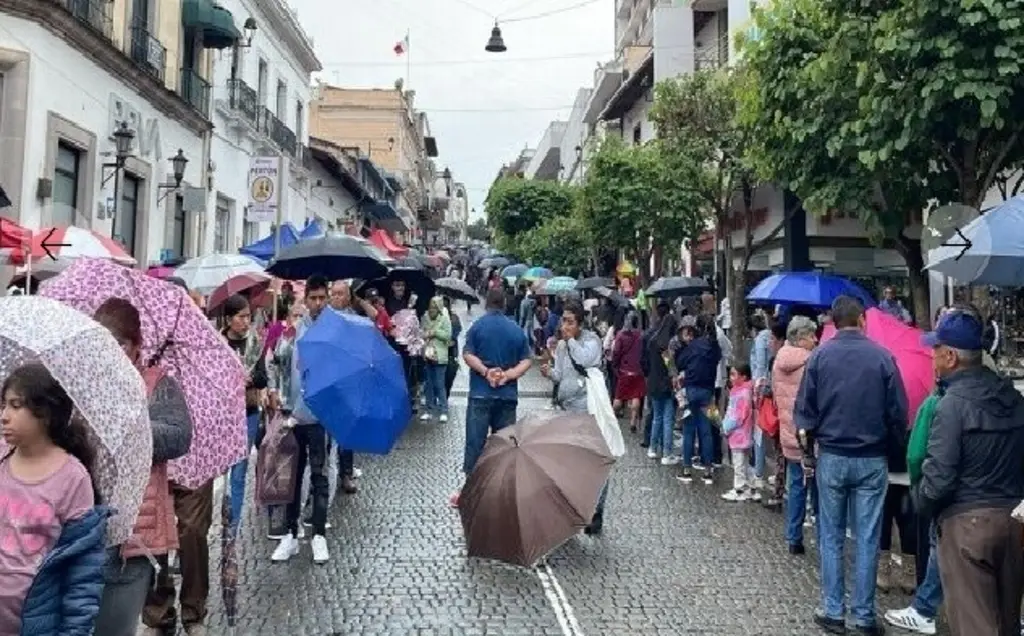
755,395,780,437
568,349,625,458
424,344,438,362
254,413,300,506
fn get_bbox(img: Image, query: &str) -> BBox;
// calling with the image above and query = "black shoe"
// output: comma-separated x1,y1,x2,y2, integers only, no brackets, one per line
676,469,694,484
701,469,714,485
763,498,783,512
788,543,805,555
583,517,603,536
813,613,847,634
851,625,884,636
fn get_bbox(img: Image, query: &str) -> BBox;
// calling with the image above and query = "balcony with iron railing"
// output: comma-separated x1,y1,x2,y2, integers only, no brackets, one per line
180,68,211,117
61,0,113,40
227,78,259,126
262,108,297,156
129,24,166,82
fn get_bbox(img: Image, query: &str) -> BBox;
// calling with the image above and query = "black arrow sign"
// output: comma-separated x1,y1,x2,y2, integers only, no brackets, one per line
940,227,972,261
40,227,71,261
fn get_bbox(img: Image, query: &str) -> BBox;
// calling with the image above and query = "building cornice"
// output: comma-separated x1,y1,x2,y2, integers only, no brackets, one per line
2,0,212,136
254,0,322,74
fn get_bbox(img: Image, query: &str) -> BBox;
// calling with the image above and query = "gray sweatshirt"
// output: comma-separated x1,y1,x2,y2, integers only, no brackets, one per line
150,374,193,463
550,330,604,412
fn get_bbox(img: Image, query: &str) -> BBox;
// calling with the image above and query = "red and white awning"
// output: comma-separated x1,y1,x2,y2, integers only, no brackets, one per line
27,226,136,265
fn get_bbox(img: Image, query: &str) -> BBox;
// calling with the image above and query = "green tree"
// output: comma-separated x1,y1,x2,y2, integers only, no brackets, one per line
484,177,576,248
466,217,491,242
577,137,706,287
650,69,791,343
516,211,592,275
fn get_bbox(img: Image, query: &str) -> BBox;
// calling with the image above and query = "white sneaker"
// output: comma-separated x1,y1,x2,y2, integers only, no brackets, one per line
311,534,329,564
721,488,749,502
752,477,766,490
647,449,658,459
271,534,299,562
419,413,431,421
750,490,763,502
660,456,679,466
353,467,363,479
767,475,777,487
884,606,937,634
439,413,448,423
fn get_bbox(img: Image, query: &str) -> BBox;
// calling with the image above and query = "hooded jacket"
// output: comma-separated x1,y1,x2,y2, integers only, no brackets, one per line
772,344,812,462
917,366,1024,521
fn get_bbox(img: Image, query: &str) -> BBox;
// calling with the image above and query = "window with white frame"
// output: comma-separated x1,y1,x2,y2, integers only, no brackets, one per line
214,198,231,252
52,142,81,227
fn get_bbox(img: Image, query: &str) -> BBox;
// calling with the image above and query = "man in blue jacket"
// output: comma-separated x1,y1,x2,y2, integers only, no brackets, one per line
795,295,907,636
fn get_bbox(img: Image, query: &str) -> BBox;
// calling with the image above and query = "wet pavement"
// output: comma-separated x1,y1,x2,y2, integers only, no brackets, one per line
193,308,933,636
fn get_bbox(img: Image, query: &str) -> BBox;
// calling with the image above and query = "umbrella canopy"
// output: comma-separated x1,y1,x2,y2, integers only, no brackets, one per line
925,195,1024,286
238,223,301,262
394,255,425,270
146,265,176,279
746,272,876,309
267,232,390,281
616,261,637,277
206,272,272,313
576,276,614,291
646,276,710,298
458,411,614,567
24,226,135,265
521,266,553,282
39,258,248,489
821,307,933,428
174,253,265,294
299,218,325,240
298,309,411,454
434,277,478,302
479,256,510,270
593,286,632,308
501,263,529,279
433,249,451,261
0,296,151,545
535,276,578,296
362,268,435,315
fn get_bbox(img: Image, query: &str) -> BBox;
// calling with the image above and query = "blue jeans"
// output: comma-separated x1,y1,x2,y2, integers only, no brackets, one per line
423,362,449,415
912,522,943,619
682,386,714,468
753,427,766,478
463,398,517,474
229,411,261,528
816,453,888,627
649,396,676,456
785,460,819,546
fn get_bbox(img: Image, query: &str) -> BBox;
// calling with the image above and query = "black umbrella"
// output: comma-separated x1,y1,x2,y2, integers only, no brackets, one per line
395,255,425,270
362,267,435,315
435,277,479,302
267,233,390,281
576,276,615,291
479,256,510,269
646,276,710,298
593,286,631,308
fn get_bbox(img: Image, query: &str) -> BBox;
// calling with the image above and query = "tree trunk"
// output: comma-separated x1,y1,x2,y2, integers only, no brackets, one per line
893,234,931,329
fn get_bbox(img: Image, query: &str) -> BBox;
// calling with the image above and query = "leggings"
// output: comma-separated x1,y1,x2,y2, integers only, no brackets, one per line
880,484,917,554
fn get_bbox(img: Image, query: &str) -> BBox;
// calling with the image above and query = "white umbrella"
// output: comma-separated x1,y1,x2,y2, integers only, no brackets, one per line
0,296,151,545
173,253,265,294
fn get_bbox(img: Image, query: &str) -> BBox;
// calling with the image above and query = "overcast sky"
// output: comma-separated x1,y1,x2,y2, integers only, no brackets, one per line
286,0,614,221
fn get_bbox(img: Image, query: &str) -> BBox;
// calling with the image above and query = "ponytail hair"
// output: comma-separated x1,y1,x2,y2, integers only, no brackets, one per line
2,362,100,503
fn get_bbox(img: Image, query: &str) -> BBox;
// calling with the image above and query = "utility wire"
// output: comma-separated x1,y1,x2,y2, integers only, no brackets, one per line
321,43,709,67
502,0,603,23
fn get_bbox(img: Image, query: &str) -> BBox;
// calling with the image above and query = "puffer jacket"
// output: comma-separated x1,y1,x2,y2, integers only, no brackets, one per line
772,343,812,461
122,367,192,558
20,506,110,636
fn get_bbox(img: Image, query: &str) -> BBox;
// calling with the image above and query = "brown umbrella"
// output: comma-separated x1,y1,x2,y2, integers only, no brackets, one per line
458,411,614,567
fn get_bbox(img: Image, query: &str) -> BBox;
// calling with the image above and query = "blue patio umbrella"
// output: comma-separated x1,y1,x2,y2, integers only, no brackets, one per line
298,310,411,454
925,195,1024,286
501,263,529,279
238,223,300,262
299,218,325,240
746,272,875,309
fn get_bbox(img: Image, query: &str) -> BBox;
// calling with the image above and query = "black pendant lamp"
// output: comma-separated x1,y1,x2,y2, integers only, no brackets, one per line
485,22,507,53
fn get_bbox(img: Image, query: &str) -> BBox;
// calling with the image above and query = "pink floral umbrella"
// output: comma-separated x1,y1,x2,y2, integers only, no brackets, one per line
821,307,934,429
40,258,247,488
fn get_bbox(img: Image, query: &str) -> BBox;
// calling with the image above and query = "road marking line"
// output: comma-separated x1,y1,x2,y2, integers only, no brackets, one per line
536,560,584,636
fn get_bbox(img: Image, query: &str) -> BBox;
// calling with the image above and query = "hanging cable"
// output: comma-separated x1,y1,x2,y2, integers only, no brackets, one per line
502,0,603,23
321,43,707,67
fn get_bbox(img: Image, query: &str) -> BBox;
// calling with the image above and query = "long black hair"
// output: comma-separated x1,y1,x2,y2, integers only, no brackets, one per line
2,362,99,503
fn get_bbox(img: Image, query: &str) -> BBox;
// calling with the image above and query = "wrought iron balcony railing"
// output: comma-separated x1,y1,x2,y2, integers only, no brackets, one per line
227,78,259,126
62,0,113,40
180,68,211,118
262,108,297,156
129,25,166,82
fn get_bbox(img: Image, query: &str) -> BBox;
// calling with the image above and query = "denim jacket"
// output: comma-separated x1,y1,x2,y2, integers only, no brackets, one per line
750,328,772,383
288,314,318,425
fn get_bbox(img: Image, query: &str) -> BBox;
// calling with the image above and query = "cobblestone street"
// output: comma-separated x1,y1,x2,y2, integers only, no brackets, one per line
200,310,928,636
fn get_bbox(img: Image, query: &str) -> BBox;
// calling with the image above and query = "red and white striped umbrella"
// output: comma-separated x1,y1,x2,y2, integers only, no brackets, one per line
27,226,136,265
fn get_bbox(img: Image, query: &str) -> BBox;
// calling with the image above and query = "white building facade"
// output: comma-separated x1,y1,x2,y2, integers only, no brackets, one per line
204,0,321,254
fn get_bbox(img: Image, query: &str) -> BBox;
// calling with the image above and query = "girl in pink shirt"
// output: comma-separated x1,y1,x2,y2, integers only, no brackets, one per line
0,362,107,636
720,364,756,502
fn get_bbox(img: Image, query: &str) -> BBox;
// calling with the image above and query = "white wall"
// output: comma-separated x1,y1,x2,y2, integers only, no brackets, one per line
560,88,592,184
2,16,205,265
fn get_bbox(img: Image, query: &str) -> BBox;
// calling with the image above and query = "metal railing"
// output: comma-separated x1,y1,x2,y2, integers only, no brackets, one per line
62,0,113,40
179,68,211,118
129,25,166,82
262,108,297,156
227,78,259,126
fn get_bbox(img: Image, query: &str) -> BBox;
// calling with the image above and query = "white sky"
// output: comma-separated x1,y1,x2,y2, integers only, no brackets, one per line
286,0,615,220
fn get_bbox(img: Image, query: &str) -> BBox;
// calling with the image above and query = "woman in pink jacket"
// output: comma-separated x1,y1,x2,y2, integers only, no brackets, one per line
771,316,819,555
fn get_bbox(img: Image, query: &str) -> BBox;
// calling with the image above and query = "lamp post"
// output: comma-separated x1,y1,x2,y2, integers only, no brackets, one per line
101,122,136,231
157,150,189,204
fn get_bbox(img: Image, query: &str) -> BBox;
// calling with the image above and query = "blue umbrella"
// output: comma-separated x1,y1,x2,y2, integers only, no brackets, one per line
522,266,553,282
299,218,325,240
537,276,578,296
297,310,411,454
238,223,301,262
746,272,875,308
925,195,1024,286
501,263,529,279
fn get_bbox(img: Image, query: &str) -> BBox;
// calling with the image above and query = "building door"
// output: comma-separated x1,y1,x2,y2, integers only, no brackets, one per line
170,194,186,259
115,173,139,257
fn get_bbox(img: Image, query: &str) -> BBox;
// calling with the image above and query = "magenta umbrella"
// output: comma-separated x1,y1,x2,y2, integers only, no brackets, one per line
146,265,176,279
40,258,248,488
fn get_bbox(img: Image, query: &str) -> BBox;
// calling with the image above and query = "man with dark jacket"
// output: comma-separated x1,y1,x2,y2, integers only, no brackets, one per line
675,315,721,484
917,309,1024,636
640,302,677,460
795,295,908,636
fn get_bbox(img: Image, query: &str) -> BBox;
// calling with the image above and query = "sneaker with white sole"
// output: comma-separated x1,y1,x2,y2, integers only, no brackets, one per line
647,449,658,459
271,534,299,562
439,413,448,423
884,606,936,634
311,534,329,564
419,413,431,422
660,456,679,466
353,467,363,479
721,488,749,502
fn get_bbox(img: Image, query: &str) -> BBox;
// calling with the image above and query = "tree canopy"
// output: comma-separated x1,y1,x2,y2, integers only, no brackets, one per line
466,217,490,242
515,210,592,276
484,177,576,241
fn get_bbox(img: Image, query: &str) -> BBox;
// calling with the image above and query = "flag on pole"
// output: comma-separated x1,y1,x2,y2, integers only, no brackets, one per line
393,33,409,56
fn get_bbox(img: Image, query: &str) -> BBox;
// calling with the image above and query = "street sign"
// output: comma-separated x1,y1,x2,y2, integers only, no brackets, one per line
247,156,281,223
